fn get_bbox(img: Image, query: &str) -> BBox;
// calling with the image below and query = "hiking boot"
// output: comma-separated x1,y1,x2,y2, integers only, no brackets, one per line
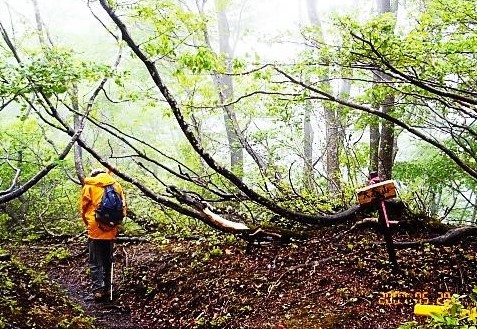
84,292,103,302
94,290,106,301
84,290,109,303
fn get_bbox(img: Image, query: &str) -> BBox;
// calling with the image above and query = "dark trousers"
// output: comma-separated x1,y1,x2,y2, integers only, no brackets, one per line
88,239,113,293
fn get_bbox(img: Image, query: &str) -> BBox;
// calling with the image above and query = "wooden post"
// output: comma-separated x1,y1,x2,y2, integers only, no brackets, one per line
378,200,399,270
356,179,399,271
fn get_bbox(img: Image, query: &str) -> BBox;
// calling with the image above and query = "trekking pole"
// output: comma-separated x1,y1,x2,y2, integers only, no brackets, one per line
110,260,114,302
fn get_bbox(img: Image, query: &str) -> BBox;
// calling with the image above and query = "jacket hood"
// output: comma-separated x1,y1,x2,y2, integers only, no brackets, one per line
83,172,117,187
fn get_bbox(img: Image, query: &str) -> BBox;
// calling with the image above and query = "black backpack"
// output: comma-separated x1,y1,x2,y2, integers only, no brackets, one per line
95,185,124,227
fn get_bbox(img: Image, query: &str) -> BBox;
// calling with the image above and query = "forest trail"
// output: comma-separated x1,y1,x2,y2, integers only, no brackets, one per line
9,224,477,329
51,267,134,329
19,242,137,329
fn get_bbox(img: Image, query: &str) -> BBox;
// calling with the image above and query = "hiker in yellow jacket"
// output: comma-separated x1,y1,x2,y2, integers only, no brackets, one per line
80,168,126,301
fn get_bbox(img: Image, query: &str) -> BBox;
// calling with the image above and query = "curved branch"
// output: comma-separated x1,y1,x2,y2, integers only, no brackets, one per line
0,126,84,204
0,149,21,196
349,31,477,106
273,66,477,181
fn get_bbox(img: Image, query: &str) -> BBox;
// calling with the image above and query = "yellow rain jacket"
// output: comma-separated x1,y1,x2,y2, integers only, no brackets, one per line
80,173,126,240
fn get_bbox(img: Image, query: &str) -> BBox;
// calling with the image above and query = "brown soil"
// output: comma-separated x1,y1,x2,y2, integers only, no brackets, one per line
7,224,477,329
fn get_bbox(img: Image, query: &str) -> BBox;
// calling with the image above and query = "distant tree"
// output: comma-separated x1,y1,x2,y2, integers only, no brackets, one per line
196,0,244,178
370,0,398,179
305,0,343,194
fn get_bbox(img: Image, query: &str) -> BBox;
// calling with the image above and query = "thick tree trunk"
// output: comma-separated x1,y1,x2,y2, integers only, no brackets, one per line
378,95,394,180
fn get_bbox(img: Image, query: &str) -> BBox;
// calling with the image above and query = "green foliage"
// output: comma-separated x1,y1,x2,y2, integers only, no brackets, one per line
0,118,82,241
57,316,95,329
394,148,451,187
0,258,95,328
44,248,71,264
208,245,223,257
179,47,220,74
333,0,477,126
135,0,208,63
0,47,110,99
4,0,477,239
393,139,477,220
23,49,80,95
194,312,231,328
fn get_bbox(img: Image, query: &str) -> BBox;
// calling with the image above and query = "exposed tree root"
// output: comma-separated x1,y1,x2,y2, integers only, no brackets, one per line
393,226,477,249
0,254,11,261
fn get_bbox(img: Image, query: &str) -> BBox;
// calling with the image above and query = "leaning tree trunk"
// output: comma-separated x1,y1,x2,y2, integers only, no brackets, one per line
99,0,371,226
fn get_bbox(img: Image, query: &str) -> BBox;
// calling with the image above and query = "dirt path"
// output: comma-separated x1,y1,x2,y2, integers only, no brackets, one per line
48,243,138,329
15,241,138,329
53,271,133,329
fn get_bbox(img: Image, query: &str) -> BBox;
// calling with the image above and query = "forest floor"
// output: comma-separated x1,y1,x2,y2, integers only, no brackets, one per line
3,221,477,329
